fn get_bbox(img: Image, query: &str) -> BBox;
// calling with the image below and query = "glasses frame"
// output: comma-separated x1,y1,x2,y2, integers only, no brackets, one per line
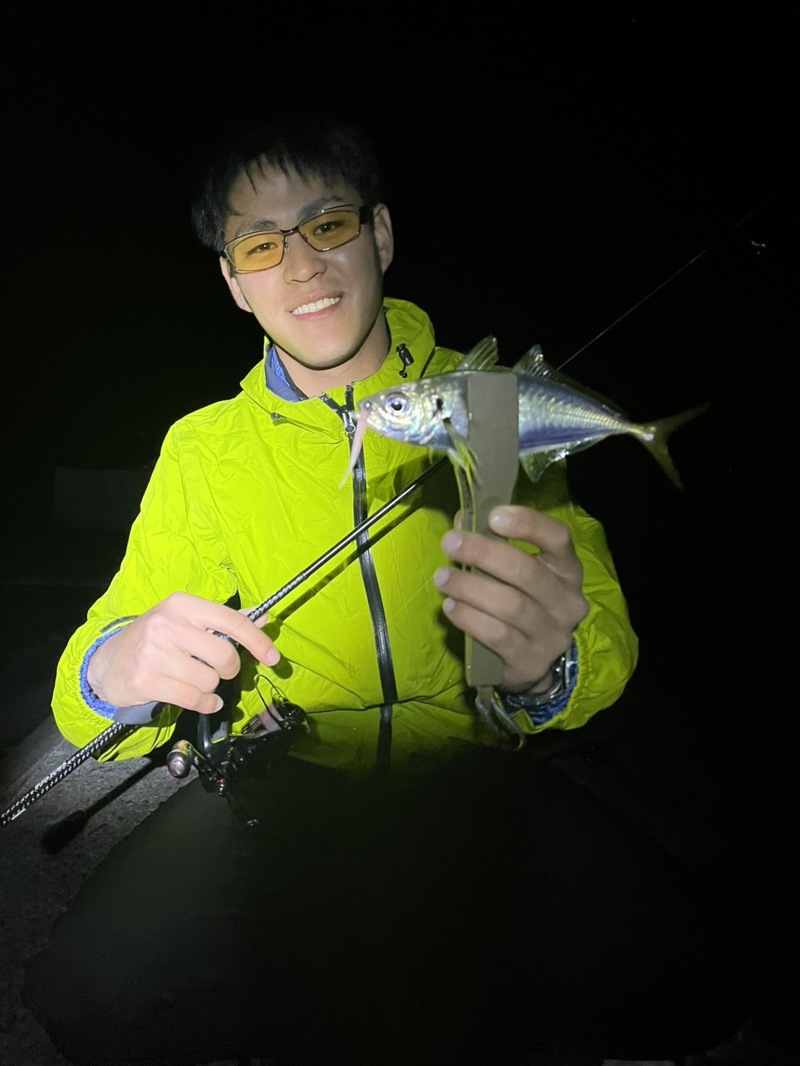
222,204,373,274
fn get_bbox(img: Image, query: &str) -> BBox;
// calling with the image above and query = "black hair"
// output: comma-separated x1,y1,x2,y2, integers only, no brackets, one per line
190,108,386,255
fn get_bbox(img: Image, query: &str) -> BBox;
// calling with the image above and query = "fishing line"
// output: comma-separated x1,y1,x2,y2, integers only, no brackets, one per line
379,565,443,631
4,193,779,824
556,191,777,372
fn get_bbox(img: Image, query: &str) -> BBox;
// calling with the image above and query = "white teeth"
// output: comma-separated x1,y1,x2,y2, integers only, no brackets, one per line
292,296,340,315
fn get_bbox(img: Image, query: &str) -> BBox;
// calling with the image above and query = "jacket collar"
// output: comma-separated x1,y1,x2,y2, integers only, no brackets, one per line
239,297,437,420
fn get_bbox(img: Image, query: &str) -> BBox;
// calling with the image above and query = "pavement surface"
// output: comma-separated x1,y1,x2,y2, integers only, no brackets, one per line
0,526,189,1065
0,510,796,1065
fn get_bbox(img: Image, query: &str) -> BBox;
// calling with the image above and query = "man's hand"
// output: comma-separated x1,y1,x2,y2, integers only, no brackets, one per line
86,592,280,715
434,505,588,693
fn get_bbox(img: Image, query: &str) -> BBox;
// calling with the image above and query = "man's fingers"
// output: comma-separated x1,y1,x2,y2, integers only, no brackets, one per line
441,529,545,595
435,565,535,630
159,593,279,666
443,515,582,590
489,505,579,565
94,593,281,711
151,675,225,716
189,629,242,679
235,609,280,665
240,606,271,628
436,505,589,690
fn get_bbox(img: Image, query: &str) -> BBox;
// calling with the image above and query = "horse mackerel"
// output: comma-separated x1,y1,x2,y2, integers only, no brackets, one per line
344,336,707,489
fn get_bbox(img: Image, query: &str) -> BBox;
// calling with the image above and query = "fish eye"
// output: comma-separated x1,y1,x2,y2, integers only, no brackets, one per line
388,395,408,414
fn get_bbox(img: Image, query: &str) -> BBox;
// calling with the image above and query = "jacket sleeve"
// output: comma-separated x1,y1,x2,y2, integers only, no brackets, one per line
51,423,237,761
512,461,639,733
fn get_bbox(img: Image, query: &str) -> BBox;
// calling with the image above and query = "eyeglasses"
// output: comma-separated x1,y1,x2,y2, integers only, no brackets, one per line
223,204,373,273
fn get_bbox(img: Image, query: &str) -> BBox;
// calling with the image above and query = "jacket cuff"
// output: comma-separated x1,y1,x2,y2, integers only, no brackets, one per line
79,620,136,721
496,639,579,726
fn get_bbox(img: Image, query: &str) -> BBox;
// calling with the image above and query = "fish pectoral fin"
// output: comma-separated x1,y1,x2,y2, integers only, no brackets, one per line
520,437,599,483
520,450,561,484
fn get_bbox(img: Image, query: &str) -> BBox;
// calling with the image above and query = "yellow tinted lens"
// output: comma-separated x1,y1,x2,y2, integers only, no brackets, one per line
227,232,284,271
299,208,360,251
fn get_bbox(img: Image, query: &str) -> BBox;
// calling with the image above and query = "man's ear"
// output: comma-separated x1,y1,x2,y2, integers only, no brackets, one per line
372,204,394,274
219,258,254,313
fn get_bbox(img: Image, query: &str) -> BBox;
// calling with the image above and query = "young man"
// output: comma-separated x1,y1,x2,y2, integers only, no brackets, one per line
24,114,747,1065
50,116,636,769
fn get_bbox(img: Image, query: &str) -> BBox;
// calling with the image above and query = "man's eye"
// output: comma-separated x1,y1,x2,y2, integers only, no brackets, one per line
312,219,344,239
245,239,279,256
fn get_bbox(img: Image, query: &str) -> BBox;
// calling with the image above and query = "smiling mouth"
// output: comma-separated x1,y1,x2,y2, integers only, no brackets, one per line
292,296,341,315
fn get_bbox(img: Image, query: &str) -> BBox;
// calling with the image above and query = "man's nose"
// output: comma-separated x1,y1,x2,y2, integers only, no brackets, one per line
282,232,325,280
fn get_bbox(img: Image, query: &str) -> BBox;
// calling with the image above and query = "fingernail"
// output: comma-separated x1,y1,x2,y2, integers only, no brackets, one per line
213,696,224,713
442,597,455,615
433,567,450,589
265,649,280,666
442,531,462,553
489,508,513,532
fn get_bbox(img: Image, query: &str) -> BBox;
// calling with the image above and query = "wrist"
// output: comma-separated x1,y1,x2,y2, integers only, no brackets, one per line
86,642,111,701
528,667,558,695
80,621,136,719
496,639,578,714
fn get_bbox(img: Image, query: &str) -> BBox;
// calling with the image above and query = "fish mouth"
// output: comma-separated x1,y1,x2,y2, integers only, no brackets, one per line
357,401,394,435
291,296,342,315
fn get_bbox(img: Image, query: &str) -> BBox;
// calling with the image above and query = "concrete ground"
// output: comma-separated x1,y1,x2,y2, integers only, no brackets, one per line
0,504,795,1065
0,526,188,1065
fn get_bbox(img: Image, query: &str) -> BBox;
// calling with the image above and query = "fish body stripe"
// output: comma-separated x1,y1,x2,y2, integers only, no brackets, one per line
517,380,638,451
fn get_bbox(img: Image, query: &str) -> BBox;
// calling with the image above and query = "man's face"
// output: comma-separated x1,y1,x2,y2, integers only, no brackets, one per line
220,163,394,384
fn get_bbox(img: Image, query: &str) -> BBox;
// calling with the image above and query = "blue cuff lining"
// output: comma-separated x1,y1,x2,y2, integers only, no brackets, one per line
524,669,577,725
79,623,135,720
522,648,580,727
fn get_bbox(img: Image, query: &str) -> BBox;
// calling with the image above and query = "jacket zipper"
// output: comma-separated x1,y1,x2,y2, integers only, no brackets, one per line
323,387,399,771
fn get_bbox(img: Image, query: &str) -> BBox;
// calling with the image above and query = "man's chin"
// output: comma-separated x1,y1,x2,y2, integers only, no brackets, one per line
278,343,362,374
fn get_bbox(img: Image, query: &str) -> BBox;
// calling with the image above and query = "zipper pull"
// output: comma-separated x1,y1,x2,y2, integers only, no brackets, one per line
343,385,356,438
396,343,414,378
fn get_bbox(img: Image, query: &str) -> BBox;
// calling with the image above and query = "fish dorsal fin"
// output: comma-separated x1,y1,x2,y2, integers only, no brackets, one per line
457,335,501,371
513,344,587,390
513,343,553,381
514,344,627,415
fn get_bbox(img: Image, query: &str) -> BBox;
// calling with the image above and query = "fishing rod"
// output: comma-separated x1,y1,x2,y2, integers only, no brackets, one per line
2,190,779,826
0,458,449,826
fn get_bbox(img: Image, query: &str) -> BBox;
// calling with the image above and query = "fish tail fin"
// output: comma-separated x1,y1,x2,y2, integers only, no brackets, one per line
639,403,710,488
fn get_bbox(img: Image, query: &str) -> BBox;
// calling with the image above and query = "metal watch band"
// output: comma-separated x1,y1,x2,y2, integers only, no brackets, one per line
495,639,578,712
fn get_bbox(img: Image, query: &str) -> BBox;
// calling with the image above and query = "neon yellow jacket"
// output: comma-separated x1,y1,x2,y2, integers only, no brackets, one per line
52,298,638,774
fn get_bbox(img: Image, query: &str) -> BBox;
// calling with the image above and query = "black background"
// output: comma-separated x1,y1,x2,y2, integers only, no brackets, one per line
1,12,798,1050
1,3,797,662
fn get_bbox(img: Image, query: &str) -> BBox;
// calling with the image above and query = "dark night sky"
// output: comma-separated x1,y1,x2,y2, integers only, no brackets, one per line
0,12,797,1045
0,4,797,783
2,3,797,541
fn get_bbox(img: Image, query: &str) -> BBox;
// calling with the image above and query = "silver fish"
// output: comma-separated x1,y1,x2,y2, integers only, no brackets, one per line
344,336,707,487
